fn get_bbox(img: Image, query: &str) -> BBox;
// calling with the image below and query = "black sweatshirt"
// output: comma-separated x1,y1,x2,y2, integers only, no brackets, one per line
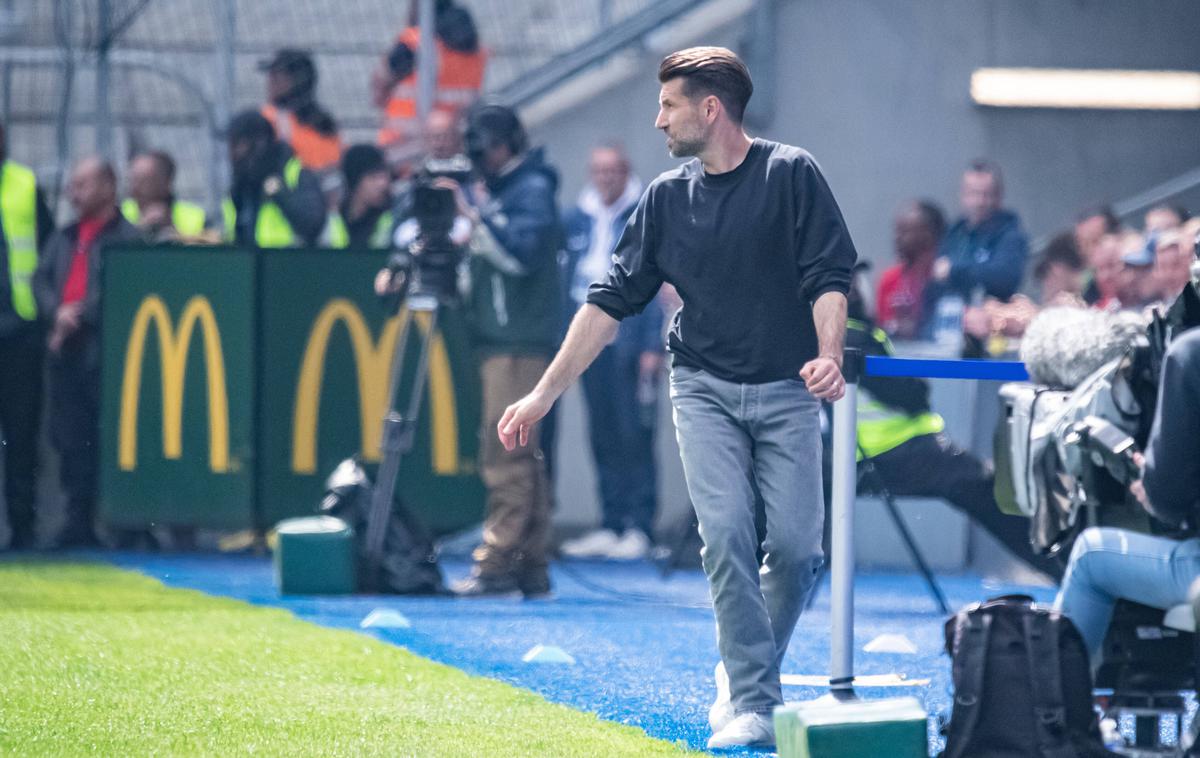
1143,327,1200,527
587,139,857,383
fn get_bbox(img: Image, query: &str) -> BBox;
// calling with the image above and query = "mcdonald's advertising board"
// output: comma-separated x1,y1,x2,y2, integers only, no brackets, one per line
100,247,256,528
100,246,484,535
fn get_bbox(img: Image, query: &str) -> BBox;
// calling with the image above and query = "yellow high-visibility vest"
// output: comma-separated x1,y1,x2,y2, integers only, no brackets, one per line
0,160,39,320
121,198,207,237
222,158,303,248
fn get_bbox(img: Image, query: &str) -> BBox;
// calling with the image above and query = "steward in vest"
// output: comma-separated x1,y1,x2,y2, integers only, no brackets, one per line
121,150,208,241
846,275,1061,579
323,144,394,249
34,156,142,549
224,110,326,248
373,0,485,169
259,49,343,176
0,123,55,550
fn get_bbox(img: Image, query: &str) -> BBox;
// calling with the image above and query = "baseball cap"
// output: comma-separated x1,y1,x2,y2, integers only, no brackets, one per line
1122,232,1157,268
259,49,315,79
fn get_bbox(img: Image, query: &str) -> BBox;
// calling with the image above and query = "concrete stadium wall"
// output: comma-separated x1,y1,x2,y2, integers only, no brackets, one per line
534,0,1200,573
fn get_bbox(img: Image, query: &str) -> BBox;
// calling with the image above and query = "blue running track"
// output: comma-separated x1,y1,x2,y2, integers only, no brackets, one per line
102,552,1052,755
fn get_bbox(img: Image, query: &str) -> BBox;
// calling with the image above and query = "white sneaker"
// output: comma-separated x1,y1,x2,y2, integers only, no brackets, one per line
560,528,620,558
605,529,652,560
708,661,733,732
707,711,775,749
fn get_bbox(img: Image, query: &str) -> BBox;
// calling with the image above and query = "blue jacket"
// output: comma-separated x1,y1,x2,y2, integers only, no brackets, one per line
468,148,562,355
939,209,1028,301
562,196,664,356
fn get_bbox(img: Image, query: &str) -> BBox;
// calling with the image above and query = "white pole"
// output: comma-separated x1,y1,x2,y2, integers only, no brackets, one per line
829,349,860,700
416,0,437,125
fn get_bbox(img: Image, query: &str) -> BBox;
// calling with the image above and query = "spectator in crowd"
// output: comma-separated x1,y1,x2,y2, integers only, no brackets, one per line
224,110,326,248
848,272,1062,579
1056,327,1200,660
1116,230,1161,310
33,157,141,548
0,123,54,550
1144,203,1189,234
962,232,1084,346
1152,228,1195,304
559,143,664,561
121,150,208,241
875,199,944,339
373,0,485,170
447,104,561,597
1074,205,1120,306
324,145,394,249
1032,231,1086,305
424,109,466,162
933,159,1029,302
259,49,343,177
1089,231,1126,310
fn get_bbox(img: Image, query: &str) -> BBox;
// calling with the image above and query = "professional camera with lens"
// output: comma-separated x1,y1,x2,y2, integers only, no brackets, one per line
384,180,465,303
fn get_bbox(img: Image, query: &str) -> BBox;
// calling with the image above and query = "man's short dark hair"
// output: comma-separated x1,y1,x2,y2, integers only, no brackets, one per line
465,103,528,156
914,199,946,241
658,47,753,124
1034,231,1083,282
965,158,1004,194
227,109,274,144
1075,204,1120,233
137,150,176,184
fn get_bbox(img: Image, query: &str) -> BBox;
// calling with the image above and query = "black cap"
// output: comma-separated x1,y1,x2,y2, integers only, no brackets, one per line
342,144,388,193
259,48,316,82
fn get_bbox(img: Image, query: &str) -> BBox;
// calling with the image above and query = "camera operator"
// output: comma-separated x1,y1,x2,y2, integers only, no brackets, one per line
1054,326,1200,660
382,104,560,597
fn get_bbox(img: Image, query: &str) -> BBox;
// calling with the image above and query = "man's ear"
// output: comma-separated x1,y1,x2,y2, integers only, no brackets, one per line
704,95,722,123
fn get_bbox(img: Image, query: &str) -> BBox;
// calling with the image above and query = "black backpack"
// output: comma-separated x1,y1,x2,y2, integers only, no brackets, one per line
941,595,1118,758
319,457,446,595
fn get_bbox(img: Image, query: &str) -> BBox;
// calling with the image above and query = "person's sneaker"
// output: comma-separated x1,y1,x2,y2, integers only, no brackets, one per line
451,572,520,597
708,661,734,732
606,529,652,560
560,528,620,558
706,711,775,750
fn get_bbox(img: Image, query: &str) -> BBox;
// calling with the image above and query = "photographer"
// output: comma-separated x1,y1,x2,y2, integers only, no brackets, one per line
1054,327,1200,660
433,104,561,597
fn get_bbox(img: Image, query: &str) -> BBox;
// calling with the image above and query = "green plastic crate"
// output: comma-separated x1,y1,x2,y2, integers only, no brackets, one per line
273,516,356,595
775,695,928,758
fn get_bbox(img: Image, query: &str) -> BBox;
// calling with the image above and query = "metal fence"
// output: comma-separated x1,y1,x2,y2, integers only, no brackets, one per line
0,0,663,215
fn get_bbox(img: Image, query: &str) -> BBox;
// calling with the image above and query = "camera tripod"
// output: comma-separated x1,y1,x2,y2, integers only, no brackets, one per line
362,286,444,587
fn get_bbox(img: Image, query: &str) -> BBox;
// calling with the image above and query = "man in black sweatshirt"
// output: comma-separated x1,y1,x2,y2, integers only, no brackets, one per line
494,47,856,749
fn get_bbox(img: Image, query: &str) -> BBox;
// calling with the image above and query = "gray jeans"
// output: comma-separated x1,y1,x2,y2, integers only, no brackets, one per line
670,365,824,714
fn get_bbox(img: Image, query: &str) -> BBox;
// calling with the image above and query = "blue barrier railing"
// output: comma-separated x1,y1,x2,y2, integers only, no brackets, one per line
865,355,1030,382
826,350,1029,701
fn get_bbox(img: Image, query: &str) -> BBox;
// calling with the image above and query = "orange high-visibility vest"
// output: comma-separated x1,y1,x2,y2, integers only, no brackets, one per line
377,27,486,151
261,104,343,172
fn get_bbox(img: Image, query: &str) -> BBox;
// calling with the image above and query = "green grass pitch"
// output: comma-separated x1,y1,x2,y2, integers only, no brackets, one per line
0,561,692,757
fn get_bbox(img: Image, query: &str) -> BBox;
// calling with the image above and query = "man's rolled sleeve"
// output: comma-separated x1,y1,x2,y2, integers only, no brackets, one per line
793,157,856,304
585,191,662,322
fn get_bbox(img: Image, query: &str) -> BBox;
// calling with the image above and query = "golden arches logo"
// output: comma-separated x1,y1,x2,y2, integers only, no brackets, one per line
292,299,460,475
118,295,230,472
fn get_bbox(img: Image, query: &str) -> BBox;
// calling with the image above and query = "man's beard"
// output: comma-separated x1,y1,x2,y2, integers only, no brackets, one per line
665,132,704,158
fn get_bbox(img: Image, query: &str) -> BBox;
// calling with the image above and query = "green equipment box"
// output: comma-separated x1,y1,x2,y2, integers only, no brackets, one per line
775,696,928,758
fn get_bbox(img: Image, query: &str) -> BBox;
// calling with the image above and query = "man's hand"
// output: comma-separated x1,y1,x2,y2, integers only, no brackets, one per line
48,302,83,354
799,355,845,401
1130,452,1150,509
431,177,479,224
638,351,663,379
497,390,554,452
374,267,405,297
